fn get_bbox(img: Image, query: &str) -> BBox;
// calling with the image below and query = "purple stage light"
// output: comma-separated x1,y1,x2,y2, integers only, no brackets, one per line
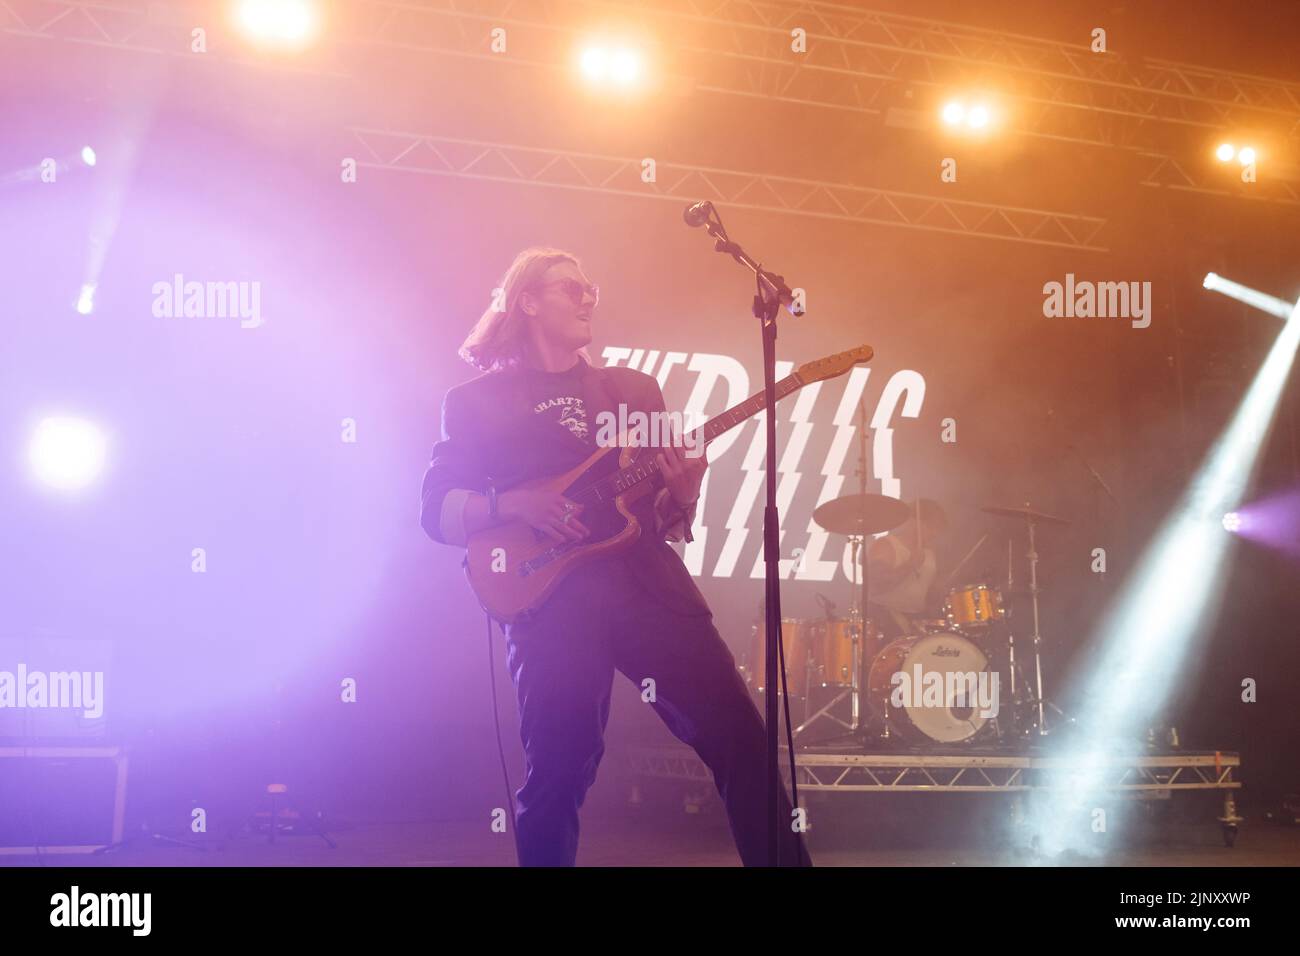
1231,489,1300,557
28,416,107,491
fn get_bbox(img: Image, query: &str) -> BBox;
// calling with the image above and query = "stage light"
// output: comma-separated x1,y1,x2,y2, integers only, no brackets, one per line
80,146,97,167
1216,143,1236,162
580,46,609,81
608,48,642,86
234,0,319,50
1024,277,1300,858
29,417,108,491
577,41,650,91
1238,147,1257,166
76,283,96,316
940,98,997,132
579,43,646,88
1229,489,1300,558
1202,272,1294,319
1222,512,1242,532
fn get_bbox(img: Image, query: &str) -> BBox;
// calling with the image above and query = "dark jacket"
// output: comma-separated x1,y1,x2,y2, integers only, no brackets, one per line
420,358,712,618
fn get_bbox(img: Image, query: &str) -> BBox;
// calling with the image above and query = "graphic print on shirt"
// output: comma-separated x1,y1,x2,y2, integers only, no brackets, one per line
533,394,589,443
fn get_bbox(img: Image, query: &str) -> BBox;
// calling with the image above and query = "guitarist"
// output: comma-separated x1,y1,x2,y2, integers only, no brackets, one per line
420,247,811,867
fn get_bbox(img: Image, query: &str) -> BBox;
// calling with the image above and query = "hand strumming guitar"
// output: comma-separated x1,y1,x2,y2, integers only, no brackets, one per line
500,489,590,544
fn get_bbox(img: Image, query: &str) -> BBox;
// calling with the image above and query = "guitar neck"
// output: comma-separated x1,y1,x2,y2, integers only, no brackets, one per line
589,371,808,502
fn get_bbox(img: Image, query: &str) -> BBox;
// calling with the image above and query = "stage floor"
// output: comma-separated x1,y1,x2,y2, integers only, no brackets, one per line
2,810,1298,867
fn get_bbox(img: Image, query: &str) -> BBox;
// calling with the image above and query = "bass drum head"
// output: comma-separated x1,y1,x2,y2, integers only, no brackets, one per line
867,632,995,744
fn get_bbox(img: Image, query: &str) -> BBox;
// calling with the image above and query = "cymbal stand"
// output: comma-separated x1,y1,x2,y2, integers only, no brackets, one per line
1016,513,1071,736
850,535,864,732
798,401,879,744
1027,515,1047,734
1005,537,1018,700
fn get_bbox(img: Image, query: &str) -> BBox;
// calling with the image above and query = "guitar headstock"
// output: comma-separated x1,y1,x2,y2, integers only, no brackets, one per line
796,345,874,383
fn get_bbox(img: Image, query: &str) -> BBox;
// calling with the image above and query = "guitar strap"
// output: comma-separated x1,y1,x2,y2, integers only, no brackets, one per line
587,361,625,419
590,362,696,541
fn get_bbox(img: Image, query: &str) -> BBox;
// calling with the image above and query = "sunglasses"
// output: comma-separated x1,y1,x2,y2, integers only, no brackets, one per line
531,278,599,307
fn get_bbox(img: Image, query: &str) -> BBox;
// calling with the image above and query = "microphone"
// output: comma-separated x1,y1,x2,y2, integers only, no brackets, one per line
682,200,715,228
683,200,803,319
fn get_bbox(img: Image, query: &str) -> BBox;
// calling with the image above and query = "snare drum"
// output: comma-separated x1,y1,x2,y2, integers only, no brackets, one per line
943,584,1005,631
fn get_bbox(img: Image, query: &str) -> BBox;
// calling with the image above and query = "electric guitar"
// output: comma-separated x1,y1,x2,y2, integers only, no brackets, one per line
465,345,874,622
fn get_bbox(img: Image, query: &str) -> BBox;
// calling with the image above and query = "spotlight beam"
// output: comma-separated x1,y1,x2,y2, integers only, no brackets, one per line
1203,272,1296,319
1029,276,1300,857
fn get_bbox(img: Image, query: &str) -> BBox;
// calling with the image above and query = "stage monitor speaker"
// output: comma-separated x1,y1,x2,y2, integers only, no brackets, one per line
0,745,129,853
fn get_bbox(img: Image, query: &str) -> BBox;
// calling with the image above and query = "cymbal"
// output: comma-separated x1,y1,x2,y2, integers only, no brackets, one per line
813,493,911,536
981,504,1071,526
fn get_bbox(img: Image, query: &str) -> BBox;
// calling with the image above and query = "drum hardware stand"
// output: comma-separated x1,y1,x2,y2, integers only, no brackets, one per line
1024,512,1049,735
800,406,911,748
989,506,1075,739
1005,537,1017,700
792,537,868,740
850,536,865,733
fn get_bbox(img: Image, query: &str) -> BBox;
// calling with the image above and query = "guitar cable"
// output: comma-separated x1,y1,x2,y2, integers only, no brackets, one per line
777,621,804,863
485,612,519,856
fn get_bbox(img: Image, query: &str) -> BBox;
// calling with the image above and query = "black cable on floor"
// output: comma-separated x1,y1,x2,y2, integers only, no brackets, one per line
777,624,807,865
486,613,519,857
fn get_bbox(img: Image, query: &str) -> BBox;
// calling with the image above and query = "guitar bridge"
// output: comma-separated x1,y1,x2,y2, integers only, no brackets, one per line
519,540,579,576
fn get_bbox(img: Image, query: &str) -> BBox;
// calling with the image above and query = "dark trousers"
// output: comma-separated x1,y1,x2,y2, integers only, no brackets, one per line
504,555,812,867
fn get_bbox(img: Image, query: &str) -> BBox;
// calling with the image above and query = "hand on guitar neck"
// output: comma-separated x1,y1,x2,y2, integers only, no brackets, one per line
655,434,708,511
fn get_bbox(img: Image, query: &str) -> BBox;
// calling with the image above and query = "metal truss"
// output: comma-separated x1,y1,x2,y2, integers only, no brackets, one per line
0,0,351,75
628,745,1242,794
15,2,1296,213
794,753,1028,792
349,0,1300,155
1139,151,1300,207
347,126,1109,250
11,0,1300,157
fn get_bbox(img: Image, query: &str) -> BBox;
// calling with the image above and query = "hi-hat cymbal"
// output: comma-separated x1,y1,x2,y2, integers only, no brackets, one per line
813,493,911,536
981,504,1071,526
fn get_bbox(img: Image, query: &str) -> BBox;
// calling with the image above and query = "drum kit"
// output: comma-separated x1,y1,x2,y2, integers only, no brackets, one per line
741,495,1074,749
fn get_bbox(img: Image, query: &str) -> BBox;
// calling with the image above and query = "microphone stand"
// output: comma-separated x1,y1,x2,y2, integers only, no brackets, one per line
688,203,801,866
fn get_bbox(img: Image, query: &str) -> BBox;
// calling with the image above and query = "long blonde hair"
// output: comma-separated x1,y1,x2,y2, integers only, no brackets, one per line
459,247,591,372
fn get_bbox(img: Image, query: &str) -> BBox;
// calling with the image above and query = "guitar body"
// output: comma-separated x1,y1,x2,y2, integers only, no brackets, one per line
464,442,654,624
458,344,873,625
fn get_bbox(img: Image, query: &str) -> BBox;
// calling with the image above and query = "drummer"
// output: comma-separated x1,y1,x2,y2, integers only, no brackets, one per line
864,498,949,638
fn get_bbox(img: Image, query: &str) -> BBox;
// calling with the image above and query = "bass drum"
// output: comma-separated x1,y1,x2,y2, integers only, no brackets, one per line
866,631,998,744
